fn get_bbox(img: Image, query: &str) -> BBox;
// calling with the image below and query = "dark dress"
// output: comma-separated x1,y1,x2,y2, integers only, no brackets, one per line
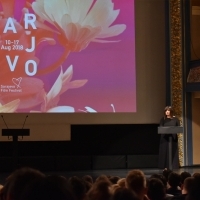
158,116,180,169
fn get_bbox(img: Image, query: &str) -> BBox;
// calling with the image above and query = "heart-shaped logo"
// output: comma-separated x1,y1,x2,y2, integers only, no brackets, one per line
12,77,22,88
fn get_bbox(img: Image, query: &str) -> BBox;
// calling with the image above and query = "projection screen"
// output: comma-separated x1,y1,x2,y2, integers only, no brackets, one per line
0,0,166,128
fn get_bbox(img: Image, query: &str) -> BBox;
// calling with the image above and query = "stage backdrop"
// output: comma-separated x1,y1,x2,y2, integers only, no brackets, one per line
0,0,166,141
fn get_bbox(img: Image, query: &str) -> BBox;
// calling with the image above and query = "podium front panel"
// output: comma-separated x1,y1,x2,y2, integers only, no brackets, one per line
158,126,183,134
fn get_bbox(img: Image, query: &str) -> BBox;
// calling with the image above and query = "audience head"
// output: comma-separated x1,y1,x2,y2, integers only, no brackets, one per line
0,167,45,200
95,175,110,183
113,187,139,200
182,177,194,194
82,175,93,184
87,179,112,200
112,184,120,193
180,171,191,185
125,169,147,199
168,172,181,188
162,168,173,182
0,184,3,190
186,176,200,200
192,172,200,179
68,176,87,200
109,176,121,184
147,178,166,200
38,175,75,200
117,178,126,188
150,174,167,189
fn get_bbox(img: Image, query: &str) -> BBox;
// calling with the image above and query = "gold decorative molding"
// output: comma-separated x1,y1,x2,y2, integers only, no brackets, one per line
169,0,184,166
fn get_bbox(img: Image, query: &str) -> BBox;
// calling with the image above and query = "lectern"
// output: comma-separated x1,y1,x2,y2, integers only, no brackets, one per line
2,129,30,169
158,126,183,169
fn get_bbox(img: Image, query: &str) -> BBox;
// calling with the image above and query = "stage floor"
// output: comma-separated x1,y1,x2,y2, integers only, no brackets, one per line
1,166,200,185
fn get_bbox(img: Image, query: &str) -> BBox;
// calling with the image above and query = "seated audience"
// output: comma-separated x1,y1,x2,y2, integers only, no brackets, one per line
0,168,75,200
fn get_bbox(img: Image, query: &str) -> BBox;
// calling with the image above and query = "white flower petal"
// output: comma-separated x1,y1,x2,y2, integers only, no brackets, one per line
72,0,93,23
46,68,63,103
96,24,126,38
62,65,73,83
32,1,54,25
0,99,20,113
43,0,69,26
85,106,97,113
47,106,75,112
92,39,120,43
82,0,115,27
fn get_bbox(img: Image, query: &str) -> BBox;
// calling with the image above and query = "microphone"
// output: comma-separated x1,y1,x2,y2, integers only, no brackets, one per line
1,115,11,140
1,115,9,129
20,115,28,140
22,115,28,129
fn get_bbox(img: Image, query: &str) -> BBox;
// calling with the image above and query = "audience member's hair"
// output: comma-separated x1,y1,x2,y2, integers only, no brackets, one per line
182,177,194,194
126,170,146,195
192,172,200,179
0,168,76,200
117,178,126,188
0,167,45,200
150,174,167,189
83,180,93,193
0,184,3,190
147,178,166,200
168,172,181,188
162,169,173,182
87,180,112,200
37,175,75,200
180,171,191,185
112,184,120,193
109,176,121,184
186,176,200,200
82,175,93,184
113,187,139,200
95,175,110,183
68,176,87,200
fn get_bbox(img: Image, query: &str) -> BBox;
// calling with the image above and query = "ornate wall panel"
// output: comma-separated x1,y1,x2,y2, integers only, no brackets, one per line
169,0,184,166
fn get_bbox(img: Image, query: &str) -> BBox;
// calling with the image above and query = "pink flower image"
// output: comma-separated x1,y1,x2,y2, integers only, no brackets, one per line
0,0,136,113
32,0,126,74
39,65,87,112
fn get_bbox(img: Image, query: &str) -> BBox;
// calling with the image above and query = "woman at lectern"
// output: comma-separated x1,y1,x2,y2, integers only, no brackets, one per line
158,106,180,169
